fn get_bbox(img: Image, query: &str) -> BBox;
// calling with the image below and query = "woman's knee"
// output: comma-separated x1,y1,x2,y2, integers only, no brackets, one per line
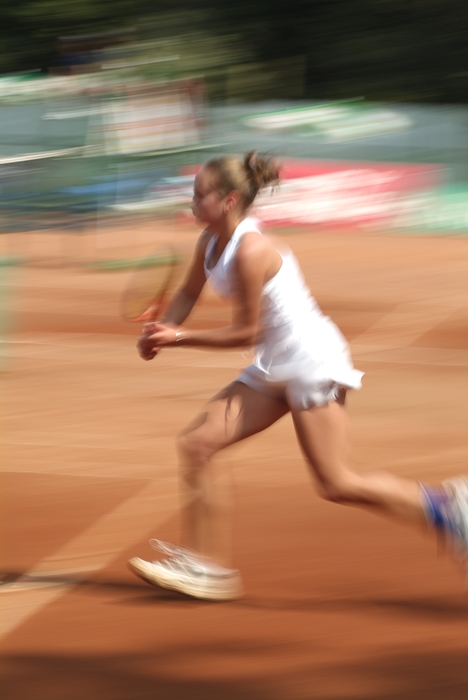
176,428,218,466
314,470,361,504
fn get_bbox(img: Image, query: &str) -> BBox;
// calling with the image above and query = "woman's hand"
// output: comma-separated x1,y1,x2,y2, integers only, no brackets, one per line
136,329,159,361
136,323,179,361
146,323,178,348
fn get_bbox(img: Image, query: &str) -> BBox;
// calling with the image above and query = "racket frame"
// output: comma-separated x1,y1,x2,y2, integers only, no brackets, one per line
120,246,181,325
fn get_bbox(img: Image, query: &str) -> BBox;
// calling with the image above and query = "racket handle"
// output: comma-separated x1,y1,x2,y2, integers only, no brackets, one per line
141,304,161,323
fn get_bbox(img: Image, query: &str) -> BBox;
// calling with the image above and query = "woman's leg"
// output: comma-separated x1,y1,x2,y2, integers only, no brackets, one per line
177,381,289,568
291,391,425,525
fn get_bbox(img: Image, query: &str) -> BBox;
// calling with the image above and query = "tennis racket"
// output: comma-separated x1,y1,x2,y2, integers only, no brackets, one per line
120,244,185,327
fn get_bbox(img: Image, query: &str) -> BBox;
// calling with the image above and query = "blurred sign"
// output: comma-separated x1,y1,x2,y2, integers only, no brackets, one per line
101,79,204,155
253,160,441,229
241,100,412,141
392,184,468,232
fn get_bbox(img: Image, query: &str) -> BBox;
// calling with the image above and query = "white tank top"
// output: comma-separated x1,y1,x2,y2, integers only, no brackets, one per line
204,217,362,385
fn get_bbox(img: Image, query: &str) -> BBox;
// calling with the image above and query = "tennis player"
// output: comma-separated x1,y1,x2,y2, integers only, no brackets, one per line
128,151,468,600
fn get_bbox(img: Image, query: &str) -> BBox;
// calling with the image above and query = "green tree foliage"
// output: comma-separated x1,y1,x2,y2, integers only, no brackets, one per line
1,0,468,102
213,0,468,101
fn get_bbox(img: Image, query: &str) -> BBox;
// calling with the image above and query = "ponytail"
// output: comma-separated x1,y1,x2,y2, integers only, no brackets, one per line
243,151,280,205
205,151,280,211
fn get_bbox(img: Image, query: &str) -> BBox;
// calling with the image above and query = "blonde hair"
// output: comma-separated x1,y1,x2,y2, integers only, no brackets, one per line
205,151,280,211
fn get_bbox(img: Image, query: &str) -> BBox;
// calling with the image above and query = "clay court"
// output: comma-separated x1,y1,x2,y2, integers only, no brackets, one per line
2,222,468,699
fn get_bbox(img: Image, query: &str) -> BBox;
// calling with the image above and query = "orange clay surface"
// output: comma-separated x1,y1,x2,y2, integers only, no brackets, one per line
1,221,468,700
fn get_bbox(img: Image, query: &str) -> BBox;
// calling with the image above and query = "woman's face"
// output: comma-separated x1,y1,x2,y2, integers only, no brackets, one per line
191,167,225,226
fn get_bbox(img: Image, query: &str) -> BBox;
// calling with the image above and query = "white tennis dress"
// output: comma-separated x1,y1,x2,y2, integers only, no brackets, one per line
204,218,363,409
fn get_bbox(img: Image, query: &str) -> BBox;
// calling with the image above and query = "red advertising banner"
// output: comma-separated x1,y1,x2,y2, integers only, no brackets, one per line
254,160,442,229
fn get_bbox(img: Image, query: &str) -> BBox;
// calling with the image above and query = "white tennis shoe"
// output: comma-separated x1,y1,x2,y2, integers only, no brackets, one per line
442,476,468,578
128,540,243,601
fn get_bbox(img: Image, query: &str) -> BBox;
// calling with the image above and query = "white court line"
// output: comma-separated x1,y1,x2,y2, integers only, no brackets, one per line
2,587,78,639
3,336,468,368
350,299,468,367
0,479,179,639
351,345,468,367
351,299,465,349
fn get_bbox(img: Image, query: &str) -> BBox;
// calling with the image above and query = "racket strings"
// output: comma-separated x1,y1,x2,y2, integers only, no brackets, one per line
121,246,182,324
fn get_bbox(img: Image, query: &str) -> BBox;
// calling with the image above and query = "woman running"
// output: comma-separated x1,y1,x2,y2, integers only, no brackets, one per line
128,151,468,601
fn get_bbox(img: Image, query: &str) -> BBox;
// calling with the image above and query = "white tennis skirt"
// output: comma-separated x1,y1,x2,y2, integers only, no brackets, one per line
236,324,363,410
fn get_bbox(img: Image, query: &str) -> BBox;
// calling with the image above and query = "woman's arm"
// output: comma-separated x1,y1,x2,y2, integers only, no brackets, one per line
162,230,210,326
148,231,281,350
161,287,199,328
137,230,209,360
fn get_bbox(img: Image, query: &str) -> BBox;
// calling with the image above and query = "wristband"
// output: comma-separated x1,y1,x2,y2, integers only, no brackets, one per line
175,329,185,345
